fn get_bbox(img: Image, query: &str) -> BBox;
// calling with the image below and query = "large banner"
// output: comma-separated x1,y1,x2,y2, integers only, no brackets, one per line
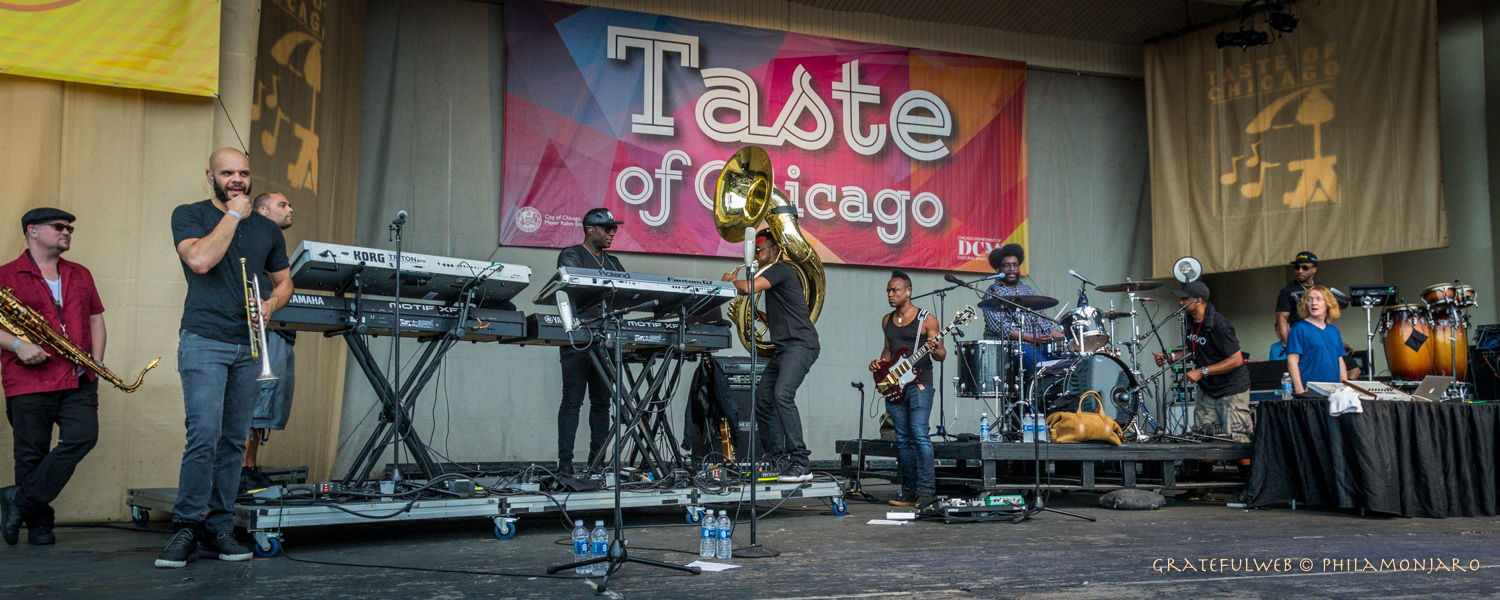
1145,0,1443,277
0,0,218,97
501,0,1027,272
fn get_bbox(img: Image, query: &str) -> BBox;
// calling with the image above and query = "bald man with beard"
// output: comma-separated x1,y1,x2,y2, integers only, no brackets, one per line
157,149,292,568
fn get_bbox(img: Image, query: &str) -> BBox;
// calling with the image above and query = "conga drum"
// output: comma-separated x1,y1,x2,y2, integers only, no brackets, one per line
1429,308,1469,381
1380,304,1432,382
1421,283,1457,309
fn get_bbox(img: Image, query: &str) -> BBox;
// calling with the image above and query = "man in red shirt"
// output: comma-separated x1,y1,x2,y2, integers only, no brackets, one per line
0,208,106,546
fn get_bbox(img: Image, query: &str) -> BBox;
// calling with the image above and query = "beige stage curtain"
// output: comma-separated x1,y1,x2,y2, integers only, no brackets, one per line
1146,0,1443,277
248,0,366,483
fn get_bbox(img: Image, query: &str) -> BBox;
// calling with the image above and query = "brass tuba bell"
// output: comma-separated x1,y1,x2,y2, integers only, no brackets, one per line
714,146,825,358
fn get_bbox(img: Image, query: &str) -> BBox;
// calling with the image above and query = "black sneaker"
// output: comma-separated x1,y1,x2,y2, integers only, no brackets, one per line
555,461,576,478
0,486,21,546
245,466,275,489
155,523,200,568
776,464,813,483
27,513,55,546
888,492,917,507
914,492,938,510
200,529,254,561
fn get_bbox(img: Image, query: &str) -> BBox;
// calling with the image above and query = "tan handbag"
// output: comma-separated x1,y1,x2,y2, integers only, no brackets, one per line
1046,391,1124,446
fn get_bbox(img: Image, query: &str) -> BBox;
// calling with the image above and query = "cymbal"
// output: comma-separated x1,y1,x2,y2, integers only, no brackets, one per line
979,295,1059,312
1094,281,1163,293
1100,311,1131,320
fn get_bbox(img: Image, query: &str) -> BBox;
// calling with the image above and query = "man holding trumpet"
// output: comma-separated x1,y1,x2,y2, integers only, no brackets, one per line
157,148,292,568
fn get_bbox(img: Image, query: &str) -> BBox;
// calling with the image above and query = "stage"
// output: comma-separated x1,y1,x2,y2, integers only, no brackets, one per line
8,479,1500,600
837,439,1254,493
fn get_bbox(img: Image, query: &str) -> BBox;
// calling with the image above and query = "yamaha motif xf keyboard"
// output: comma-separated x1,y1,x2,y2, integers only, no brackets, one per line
533,267,735,317
270,294,526,342
290,241,531,303
519,313,732,353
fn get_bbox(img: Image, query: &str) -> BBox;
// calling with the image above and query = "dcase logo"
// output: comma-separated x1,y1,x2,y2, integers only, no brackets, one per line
515,207,542,233
956,237,1005,261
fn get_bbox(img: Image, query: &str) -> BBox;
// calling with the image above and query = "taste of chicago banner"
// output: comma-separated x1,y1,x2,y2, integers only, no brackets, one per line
1145,0,1443,277
500,0,1027,272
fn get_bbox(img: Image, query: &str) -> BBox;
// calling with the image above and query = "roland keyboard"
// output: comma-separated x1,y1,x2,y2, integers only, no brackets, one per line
516,313,732,352
533,267,734,317
290,241,531,304
270,294,526,342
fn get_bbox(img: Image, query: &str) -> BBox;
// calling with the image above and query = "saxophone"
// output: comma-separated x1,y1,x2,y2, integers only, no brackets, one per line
0,287,159,392
713,146,825,358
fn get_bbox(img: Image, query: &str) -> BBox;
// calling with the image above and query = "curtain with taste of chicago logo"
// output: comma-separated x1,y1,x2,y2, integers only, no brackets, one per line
1145,0,1442,277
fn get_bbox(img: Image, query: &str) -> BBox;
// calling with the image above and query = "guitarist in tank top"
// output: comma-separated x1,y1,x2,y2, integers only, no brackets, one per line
868,270,946,509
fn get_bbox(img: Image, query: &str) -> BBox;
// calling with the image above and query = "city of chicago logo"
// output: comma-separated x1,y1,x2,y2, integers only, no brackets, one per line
515,207,542,233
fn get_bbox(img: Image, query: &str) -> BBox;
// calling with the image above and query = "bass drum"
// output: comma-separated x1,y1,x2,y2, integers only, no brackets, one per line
1380,303,1432,382
1429,308,1469,381
1034,353,1138,425
955,340,1014,398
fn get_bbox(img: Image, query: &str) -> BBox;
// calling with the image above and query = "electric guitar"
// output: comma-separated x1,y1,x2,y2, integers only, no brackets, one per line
719,419,736,462
873,306,977,403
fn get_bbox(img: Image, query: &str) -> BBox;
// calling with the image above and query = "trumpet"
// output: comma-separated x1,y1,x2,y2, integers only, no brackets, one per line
240,258,279,382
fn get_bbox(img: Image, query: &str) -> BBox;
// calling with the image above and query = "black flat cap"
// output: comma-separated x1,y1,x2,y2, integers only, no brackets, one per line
1172,280,1211,300
21,207,76,231
1291,251,1317,265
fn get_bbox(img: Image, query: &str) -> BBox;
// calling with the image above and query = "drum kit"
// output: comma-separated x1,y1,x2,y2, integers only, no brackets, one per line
954,275,1174,440
1374,281,1478,391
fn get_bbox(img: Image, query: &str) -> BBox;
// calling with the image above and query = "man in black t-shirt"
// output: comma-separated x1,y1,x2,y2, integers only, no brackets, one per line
552,208,626,476
1274,251,1318,347
1154,281,1252,442
722,229,819,483
156,149,292,569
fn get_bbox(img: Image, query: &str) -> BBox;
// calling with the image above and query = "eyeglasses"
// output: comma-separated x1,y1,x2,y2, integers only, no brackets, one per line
37,222,74,233
999,262,1021,270
1295,264,1315,271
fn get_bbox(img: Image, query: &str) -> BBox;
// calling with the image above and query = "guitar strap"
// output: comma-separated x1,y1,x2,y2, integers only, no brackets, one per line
913,308,929,352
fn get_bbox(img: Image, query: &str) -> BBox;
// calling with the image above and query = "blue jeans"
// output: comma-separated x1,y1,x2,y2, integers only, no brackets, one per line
886,383,935,496
173,331,259,531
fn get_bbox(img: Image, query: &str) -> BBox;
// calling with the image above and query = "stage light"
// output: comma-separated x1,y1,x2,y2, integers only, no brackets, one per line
1267,11,1298,33
1216,29,1270,49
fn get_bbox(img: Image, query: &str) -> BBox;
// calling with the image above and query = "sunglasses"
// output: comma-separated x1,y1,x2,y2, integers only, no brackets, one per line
1295,264,1315,271
36,222,74,233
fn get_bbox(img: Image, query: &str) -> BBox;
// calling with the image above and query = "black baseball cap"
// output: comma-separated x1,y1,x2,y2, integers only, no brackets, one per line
582,208,624,227
21,207,76,232
1291,251,1317,265
1172,280,1211,300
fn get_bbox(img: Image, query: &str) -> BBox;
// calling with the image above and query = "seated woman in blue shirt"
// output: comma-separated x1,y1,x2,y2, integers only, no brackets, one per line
1286,285,1348,393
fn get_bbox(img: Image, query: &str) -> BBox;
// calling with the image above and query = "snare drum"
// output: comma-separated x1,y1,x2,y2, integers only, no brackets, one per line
955,340,1015,398
1059,306,1109,353
1380,303,1432,382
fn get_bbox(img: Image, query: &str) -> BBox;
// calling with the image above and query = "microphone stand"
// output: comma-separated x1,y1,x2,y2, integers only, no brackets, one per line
388,214,406,485
548,298,700,586
736,257,778,559
845,381,880,503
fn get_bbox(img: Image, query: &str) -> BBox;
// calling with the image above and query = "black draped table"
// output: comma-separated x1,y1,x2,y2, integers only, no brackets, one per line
1247,399,1500,517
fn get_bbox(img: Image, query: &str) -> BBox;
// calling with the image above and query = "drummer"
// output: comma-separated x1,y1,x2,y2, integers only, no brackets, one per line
981,244,1063,374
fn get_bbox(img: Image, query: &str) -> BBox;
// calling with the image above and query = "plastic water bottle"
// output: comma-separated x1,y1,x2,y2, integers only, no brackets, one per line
589,520,609,576
1022,413,1036,443
979,413,990,442
1037,412,1049,442
571,520,590,575
1281,372,1293,400
716,510,733,560
699,510,715,557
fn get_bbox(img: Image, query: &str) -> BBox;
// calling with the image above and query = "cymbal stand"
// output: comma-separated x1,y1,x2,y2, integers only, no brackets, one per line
1359,296,1379,382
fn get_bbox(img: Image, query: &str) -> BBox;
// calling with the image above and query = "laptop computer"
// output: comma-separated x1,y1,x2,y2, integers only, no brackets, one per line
1411,375,1455,402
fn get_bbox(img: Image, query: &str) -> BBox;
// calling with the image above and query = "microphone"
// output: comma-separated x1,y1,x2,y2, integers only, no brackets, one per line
952,329,966,339
1068,270,1094,286
850,381,864,390
944,274,966,286
743,226,758,271
392,210,408,226
556,291,576,333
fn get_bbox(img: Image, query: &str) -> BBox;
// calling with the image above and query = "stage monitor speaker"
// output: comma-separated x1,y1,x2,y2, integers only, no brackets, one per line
1470,346,1499,400
717,356,770,460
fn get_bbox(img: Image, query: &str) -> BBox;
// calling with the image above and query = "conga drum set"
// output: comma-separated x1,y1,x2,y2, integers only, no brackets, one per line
1377,281,1477,393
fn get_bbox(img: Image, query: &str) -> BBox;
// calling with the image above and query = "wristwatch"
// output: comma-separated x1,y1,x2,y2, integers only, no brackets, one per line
1200,367,1210,377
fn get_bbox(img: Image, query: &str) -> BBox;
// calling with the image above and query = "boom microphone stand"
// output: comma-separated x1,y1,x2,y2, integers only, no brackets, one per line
845,381,880,503
914,281,964,439
548,298,700,586
736,248,778,559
